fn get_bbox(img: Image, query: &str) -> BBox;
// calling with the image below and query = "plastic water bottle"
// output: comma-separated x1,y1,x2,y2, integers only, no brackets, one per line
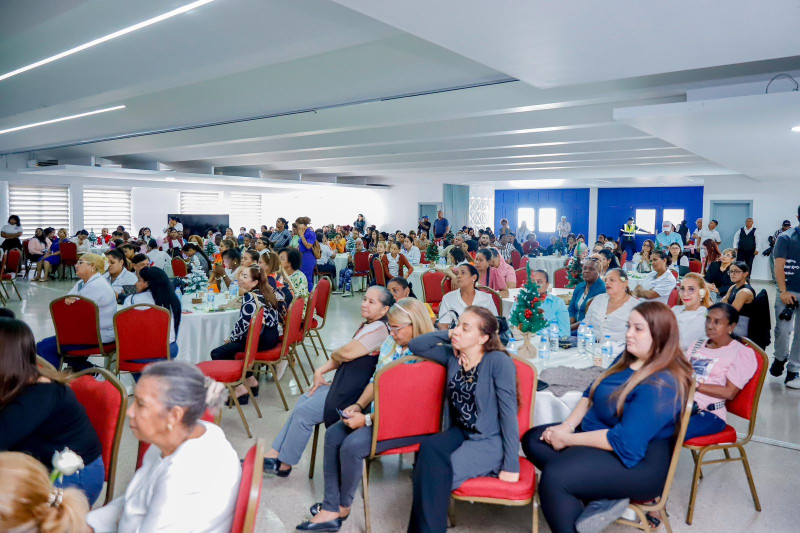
228,280,239,299
506,339,520,356
538,335,550,367
549,322,560,352
585,326,596,358
600,335,614,367
207,291,216,310
577,322,587,355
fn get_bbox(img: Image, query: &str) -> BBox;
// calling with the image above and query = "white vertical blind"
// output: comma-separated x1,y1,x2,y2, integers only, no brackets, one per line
229,193,262,231
83,187,132,233
180,191,223,214
7,185,70,238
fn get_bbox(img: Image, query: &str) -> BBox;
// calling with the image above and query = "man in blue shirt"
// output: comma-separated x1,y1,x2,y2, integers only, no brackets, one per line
531,269,570,338
655,221,683,250
568,259,606,330
433,210,450,240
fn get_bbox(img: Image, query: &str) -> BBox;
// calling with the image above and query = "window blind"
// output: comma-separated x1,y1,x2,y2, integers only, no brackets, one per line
83,187,132,234
7,185,70,238
180,191,223,214
229,193,262,231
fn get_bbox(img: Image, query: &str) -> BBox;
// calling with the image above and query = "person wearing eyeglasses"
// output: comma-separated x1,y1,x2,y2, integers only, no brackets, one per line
632,250,676,306
583,268,639,343
35,254,117,370
671,273,711,351
296,298,433,531
721,261,755,338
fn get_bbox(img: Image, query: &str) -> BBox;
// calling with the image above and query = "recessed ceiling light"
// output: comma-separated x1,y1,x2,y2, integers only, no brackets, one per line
0,105,125,135
164,177,176,181
0,0,217,83
792,126,800,132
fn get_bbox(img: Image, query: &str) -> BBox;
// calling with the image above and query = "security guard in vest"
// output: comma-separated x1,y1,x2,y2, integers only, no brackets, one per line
620,216,640,258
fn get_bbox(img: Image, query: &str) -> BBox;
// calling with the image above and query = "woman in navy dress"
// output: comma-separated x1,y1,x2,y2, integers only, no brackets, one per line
33,228,67,282
296,216,317,291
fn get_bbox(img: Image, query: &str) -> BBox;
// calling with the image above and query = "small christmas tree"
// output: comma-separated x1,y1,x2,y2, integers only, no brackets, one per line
510,262,549,334
565,256,583,288
88,229,97,245
184,269,207,292
204,240,217,258
426,241,439,264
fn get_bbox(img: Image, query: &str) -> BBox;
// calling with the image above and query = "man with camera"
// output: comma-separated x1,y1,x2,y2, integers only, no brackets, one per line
772,207,800,388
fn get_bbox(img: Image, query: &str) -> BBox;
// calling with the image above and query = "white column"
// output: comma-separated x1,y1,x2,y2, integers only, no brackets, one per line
71,185,84,234
0,181,8,225
588,187,598,243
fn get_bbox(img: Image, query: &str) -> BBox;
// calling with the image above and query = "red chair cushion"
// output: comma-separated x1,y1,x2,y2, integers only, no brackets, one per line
65,342,117,356
430,302,440,314
254,344,282,363
197,360,244,383
684,425,737,447
453,457,536,501
2,273,15,280
377,443,421,456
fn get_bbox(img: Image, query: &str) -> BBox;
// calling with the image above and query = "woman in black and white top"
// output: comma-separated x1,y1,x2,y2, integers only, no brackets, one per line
123,267,182,358
210,265,280,403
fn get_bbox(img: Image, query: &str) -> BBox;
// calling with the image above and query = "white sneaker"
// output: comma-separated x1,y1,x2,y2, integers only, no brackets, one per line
786,376,800,389
275,360,289,381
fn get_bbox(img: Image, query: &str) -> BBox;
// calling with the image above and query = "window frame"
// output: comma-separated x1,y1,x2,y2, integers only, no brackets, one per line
7,185,71,239
83,187,132,235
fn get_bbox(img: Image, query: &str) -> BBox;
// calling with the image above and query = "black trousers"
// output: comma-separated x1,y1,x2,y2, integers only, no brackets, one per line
621,239,637,258
738,250,755,271
522,424,671,533
210,329,279,378
407,427,468,533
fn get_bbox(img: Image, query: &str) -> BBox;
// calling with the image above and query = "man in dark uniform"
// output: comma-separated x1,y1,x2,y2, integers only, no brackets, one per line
733,217,758,270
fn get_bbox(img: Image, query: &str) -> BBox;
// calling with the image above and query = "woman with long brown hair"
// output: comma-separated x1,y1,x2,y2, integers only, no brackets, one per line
405,306,519,532
522,301,693,533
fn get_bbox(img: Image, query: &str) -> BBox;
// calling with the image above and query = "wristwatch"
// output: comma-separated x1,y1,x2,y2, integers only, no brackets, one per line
365,414,372,427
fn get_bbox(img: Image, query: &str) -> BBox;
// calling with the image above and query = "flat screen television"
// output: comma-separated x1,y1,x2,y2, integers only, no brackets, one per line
167,214,229,239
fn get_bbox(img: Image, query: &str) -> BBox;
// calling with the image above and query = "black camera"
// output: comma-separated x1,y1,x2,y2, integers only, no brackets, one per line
779,301,799,321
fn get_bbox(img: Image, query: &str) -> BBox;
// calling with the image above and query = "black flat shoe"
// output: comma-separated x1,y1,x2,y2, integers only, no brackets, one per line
264,458,292,477
296,518,342,531
310,503,348,521
250,384,260,397
236,393,249,405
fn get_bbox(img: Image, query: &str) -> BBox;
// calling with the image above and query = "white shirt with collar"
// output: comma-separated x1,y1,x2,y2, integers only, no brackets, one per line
122,291,177,343
67,273,118,342
147,249,172,272
401,245,421,264
437,289,498,325
103,268,138,295
87,422,240,533
641,270,677,305
732,226,757,249
72,237,91,254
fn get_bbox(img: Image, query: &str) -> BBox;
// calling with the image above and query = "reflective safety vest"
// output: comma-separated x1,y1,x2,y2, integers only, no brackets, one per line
623,224,637,239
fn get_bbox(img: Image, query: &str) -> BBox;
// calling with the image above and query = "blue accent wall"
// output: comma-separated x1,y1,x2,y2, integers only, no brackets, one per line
596,186,704,248
494,188,590,240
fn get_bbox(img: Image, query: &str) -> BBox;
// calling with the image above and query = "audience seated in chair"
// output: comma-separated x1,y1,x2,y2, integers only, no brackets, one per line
531,269,570,338
568,258,606,331
122,266,183,359
632,250,676,306
672,273,711,351
583,268,639,344
437,264,498,330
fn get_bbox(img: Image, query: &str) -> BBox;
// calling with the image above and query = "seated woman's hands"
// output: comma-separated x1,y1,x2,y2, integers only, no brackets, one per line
342,404,367,429
213,263,226,277
498,471,520,483
307,369,331,397
541,423,574,451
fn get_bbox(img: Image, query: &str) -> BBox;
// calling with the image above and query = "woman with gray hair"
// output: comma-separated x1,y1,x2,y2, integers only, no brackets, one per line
87,361,240,533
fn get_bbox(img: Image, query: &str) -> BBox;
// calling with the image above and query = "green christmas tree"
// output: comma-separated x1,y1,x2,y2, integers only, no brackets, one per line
204,240,217,257
510,262,549,334
185,269,208,293
565,256,583,288
426,241,439,263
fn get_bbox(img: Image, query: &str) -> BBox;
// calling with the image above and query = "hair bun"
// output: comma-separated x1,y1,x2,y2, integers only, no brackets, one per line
204,379,228,408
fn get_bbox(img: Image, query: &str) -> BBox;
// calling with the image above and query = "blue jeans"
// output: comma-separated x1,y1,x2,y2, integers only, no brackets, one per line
55,455,105,505
685,410,727,440
338,268,353,291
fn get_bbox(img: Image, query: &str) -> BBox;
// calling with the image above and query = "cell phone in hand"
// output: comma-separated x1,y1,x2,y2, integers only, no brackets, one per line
337,408,351,419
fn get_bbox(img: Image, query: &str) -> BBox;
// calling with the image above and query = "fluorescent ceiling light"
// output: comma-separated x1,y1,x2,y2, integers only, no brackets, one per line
509,179,564,188
0,0,216,83
0,105,125,135
164,177,176,181
792,126,800,132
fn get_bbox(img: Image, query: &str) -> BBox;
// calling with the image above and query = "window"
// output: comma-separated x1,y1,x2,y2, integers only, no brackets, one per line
636,209,657,234
7,185,70,238
180,191,223,214
538,208,557,233
517,207,535,231
662,209,685,228
83,187,131,233
229,193,262,232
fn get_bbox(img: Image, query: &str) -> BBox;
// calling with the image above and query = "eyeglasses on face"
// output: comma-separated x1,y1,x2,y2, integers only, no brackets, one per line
388,323,411,334
729,269,743,275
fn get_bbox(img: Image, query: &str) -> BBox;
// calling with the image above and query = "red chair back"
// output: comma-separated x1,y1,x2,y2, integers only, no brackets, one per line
313,277,332,328
671,269,679,279
50,296,104,350
372,258,385,286
171,257,188,277
257,298,304,363
68,368,126,503
372,357,446,452
3,248,21,273
689,259,702,273
553,268,568,289
520,255,529,269
302,288,319,336
114,305,172,372
620,251,627,267
231,439,265,533
288,297,306,344
477,285,502,315
515,268,528,288
667,288,679,307
353,251,370,273
510,249,521,269
513,357,537,436
421,270,445,306
441,277,453,295
59,241,78,265
242,307,265,372
727,344,767,421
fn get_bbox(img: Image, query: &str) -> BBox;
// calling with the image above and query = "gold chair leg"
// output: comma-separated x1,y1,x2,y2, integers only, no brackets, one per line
268,363,289,410
690,449,703,480
10,280,21,299
686,448,709,525
312,330,329,360
448,499,455,527
229,384,252,438
738,445,761,511
309,424,320,479
532,497,539,533
724,449,731,459
301,341,316,373
287,356,305,394
292,346,310,386
247,384,262,419
362,460,372,533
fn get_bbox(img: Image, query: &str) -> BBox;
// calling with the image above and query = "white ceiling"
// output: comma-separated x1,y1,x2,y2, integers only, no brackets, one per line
0,0,798,187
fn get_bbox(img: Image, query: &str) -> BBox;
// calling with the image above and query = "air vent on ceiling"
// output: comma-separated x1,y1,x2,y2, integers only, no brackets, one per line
37,159,59,167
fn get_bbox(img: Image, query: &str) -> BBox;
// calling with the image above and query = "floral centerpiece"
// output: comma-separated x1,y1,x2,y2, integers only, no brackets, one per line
426,241,440,264
509,262,548,358
185,270,208,303
565,256,583,288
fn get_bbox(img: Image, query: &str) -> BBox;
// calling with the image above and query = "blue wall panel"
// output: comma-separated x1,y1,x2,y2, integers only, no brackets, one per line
596,186,704,248
494,188,590,240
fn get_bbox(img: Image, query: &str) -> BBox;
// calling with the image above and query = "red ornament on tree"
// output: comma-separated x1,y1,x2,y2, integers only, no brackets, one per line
524,309,533,319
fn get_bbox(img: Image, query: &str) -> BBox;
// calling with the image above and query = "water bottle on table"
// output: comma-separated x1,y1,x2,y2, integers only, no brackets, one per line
585,326,596,361
549,322,560,352
600,335,614,367
207,291,216,310
538,334,550,367
228,280,239,300
577,322,587,355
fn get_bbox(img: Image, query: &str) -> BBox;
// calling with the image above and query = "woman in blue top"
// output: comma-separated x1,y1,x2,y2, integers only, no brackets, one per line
522,301,693,533
295,216,317,291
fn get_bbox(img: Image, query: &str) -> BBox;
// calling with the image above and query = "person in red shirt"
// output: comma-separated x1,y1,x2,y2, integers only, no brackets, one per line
522,233,540,255
99,227,112,244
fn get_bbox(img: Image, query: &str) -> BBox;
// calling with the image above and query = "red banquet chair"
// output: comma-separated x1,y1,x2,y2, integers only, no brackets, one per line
477,285,503,315
620,251,628,268
372,257,386,286
667,288,679,308
0,248,22,301
682,338,768,525
422,270,445,314
50,296,116,370
450,357,538,532
253,298,308,410
441,277,453,295
350,251,371,295
113,304,172,376
511,249,522,269
671,269,679,280
68,368,127,504
362,356,447,533
197,307,265,438
171,257,188,278
515,267,529,288
231,438,266,533
553,268,568,289
689,259,703,274
297,286,320,372
306,277,332,360
59,240,78,279
520,255,530,270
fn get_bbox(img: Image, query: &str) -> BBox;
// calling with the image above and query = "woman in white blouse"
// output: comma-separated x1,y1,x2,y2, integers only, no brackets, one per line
671,273,710,351
584,268,639,343
401,236,422,264
667,242,690,275
103,249,138,296
87,361,240,533
437,263,498,330
72,230,91,256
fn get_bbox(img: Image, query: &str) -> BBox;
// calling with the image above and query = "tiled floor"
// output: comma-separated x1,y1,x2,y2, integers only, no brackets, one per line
5,276,799,533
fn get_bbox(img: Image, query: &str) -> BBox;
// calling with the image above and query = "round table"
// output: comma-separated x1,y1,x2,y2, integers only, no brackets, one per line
89,245,109,255
527,256,567,282
333,254,350,285
176,294,239,363
627,272,649,291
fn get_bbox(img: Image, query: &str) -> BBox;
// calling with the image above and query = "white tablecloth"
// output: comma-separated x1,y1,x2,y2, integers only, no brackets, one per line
89,246,109,255
528,256,567,281
502,287,573,317
627,272,649,291
176,294,239,363
333,254,349,281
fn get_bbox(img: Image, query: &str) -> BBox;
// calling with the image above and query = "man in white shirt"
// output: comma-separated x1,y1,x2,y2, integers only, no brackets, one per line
733,217,759,270
557,216,571,243
693,218,721,259
146,240,173,274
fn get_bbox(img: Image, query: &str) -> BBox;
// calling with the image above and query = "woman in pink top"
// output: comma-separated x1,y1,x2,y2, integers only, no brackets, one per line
26,228,50,262
474,249,509,297
685,302,758,439
489,247,517,289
